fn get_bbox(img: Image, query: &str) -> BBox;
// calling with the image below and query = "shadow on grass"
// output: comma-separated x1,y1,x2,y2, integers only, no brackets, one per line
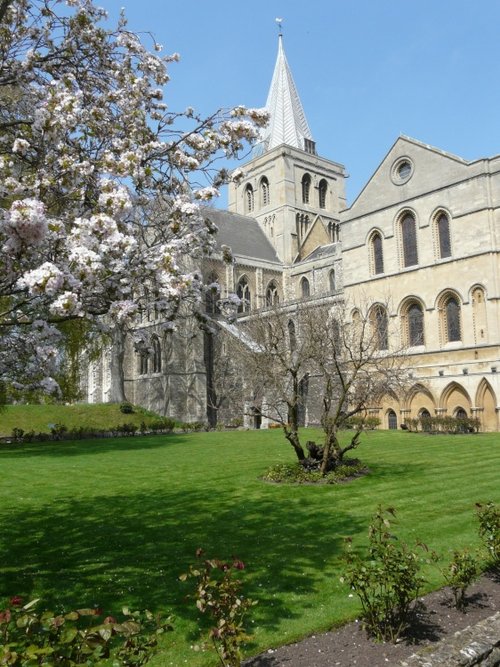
0,434,183,458
0,483,363,637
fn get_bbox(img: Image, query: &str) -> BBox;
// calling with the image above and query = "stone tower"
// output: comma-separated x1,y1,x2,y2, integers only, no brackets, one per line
228,34,347,265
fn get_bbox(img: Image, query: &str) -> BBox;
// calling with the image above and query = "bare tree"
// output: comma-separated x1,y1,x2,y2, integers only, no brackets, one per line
231,300,409,473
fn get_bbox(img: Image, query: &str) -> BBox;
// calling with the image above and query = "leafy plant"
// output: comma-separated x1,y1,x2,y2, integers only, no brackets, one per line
475,501,500,564
341,506,430,642
443,549,479,610
180,549,256,667
119,402,134,414
262,461,365,484
0,597,171,666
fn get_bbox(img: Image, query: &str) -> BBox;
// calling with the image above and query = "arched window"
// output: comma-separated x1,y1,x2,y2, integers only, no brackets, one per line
329,269,336,293
151,336,162,373
266,280,279,306
407,302,424,346
401,212,418,267
445,296,461,342
371,232,384,275
245,184,254,212
139,352,148,376
372,305,388,350
300,277,310,298
436,212,451,258
301,173,311,204
388,410,398,430
236,276,251,313
318,179,327,209
455,407,467,419
288,320,297,351
260,177,270,207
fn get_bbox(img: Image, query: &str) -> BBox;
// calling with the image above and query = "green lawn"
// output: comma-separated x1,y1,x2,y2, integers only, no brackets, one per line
0,428,498,666
0,403,162,436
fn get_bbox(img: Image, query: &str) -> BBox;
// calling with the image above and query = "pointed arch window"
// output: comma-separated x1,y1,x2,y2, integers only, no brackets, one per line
236,276,251,313
445,296,461,342
372,305,388,350
301,173,311,204
245,184,254,213
139,352,149,376
300,276,310,298
407,302,424,346
329,269,336,293
266,280,279,306
387,410,398,430
436,212,451,258
371,232,384,275
151,336,162,373
260,177,270,207
318,179,327,209
401,212,418,267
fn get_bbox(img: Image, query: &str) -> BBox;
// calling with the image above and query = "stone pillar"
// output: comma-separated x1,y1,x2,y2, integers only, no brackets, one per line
243,401,253,429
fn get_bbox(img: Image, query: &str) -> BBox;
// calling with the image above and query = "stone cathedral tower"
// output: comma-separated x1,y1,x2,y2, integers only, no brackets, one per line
228,34,347,265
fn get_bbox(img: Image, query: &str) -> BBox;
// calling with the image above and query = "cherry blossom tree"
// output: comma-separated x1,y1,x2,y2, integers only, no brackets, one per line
0,0,267,399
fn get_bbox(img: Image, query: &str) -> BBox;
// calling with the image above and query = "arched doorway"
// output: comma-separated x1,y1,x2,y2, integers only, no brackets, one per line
387,410,398,430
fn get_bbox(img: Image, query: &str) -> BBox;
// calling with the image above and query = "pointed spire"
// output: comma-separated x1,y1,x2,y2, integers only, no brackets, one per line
257,33,314,154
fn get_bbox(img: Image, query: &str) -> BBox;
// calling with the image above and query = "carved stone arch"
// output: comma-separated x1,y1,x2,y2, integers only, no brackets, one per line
394,207,419,268
475,378,497,431
366,228,385,275
435,289,464,345
431,207,452,259
405,383,436,416
439,381,472,414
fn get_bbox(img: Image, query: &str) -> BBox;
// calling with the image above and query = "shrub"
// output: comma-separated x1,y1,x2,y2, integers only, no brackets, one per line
262,460,365,484
443,549,479,610
119,402,134,414
341,506,430,642
180,549,256,667
0,596,171,666
476,501,500,564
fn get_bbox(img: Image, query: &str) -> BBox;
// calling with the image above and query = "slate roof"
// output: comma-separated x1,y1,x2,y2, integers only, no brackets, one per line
204,208,281,264
302,243,338,261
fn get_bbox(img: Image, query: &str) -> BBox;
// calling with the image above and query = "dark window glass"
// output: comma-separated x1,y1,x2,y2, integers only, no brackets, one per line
372,233,384,274
437,213,451,258
302,174,311,204
374,306,388,350
329,270,335,293
245,184,254,212
318,179,327,208
446,297,461,341
408,303,424,346
237,278,251,313
401,213,418,267
288,320,297,351
301,277,310,298
388,410,398,429
266,281,279,306
152,337,162,373
261,177,270,206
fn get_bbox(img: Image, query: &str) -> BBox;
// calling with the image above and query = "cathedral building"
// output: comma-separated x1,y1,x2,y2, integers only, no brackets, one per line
86,36,500,431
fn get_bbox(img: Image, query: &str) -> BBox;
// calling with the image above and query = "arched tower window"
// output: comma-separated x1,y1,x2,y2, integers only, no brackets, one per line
407,302,424,346
301,173,311,204
245,184,254,213
236,276,251,313
401,212,418,267
445,296,461,342
260,176,270,207
300,277,310,298
329,269,336,293
371,305,388,350
266,280,279,306
151,336,162,373
371,232,384,275
436,211,451,258
318,179,327,209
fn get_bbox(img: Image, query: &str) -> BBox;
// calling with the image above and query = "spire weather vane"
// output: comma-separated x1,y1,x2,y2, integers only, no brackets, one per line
275,17,283,36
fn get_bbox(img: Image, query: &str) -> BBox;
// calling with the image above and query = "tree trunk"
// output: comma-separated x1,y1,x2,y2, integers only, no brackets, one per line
109,324,126,403
285,430,306,461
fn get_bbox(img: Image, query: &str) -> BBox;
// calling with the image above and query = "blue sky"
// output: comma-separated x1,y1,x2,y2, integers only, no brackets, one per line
102,0,500,205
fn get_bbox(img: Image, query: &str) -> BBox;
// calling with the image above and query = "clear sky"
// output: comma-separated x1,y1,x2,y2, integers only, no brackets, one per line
102,0,500,206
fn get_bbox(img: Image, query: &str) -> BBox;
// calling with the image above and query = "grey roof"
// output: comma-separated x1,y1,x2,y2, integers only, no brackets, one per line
204,208,281,264
254,35,313,155
302,243,338,261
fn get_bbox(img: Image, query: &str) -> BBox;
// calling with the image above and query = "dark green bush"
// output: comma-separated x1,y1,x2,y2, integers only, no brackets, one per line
262,460,365,484
476,501,500,564
443,548,479,610
119,401,134,414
